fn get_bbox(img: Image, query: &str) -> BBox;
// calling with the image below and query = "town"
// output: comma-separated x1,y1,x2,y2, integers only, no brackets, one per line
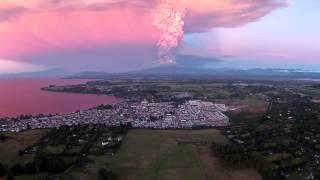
2,78,320,180
214,88,320,180
0,100,229,132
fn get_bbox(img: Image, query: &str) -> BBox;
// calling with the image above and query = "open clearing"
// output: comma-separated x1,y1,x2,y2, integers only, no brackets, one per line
0,129,261,180
0,129,49,167
66,129,262,180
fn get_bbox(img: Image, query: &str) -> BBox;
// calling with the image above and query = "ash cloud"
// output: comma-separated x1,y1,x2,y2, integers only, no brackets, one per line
152,0,187,64
0,0,289,69
0,0,289,32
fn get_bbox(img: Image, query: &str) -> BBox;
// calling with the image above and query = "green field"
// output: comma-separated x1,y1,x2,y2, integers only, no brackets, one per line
242,97,268,109
0,129,49,168
41,145,66,155
64,129,261,180
0,129,262,180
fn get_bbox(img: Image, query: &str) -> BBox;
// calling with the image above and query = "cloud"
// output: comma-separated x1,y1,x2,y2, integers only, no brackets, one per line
176,54,223,68
0,0,289,31
0,59,46,74
0,7,158,58
25,44,158,73
0,0,153,12
183,0,289,32
0,0,289,70
0,3,26,20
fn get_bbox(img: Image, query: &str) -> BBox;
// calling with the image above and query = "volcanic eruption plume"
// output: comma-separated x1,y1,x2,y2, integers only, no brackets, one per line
152,0,187,64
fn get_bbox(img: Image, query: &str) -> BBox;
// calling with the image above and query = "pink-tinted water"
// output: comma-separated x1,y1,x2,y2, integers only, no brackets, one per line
0,78,118,118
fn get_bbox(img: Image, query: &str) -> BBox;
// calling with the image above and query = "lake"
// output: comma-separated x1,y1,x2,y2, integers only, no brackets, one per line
0,78,118,118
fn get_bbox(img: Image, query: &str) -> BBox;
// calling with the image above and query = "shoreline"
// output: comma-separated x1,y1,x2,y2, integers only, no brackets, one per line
0,78,118,118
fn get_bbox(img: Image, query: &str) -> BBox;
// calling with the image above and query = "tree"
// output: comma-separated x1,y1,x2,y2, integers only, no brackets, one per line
11,164,24,175
0,134,7,141
0,163,6,177
34,155,68,173
98,168,117,180
6,175,14,180
18,150,25,156
24,163,37,174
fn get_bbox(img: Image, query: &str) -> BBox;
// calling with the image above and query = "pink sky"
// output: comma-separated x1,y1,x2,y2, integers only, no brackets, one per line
1,0,305,73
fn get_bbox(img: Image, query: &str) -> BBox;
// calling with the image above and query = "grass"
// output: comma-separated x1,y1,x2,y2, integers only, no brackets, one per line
65,129,230,180
169,85,204,92
61,129,261,180
158,167,202,180
242,97,268,109
0,129,49,167
266,153,293,163
158,144,199,169
65,146,83,154
41,145,66,155
105,130,160,180
167,84,233,100
203,90,232,99
0,128,262,180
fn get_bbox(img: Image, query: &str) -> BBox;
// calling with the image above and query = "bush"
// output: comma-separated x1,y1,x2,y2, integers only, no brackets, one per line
6,175,14,180
0,163,6,177
34,155,68,173
11,164,24,176
0,134,7,141
98,168,117,180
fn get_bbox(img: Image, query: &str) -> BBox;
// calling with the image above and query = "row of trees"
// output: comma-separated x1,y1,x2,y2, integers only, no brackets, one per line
0,124,128,179
4,156,70,177
1,160,118,179
0,163,6,177
98,168,117,180
0,134,8,141
211,143,279,180
95,104,113,110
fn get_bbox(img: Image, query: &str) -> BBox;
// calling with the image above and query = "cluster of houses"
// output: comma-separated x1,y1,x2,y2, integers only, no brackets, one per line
223,92,320,180
0,100,229,132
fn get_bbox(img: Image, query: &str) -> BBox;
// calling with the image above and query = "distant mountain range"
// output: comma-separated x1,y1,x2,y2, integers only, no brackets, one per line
0,68,68,78
3,65,320,80
68,65,320,80
68,71,112,79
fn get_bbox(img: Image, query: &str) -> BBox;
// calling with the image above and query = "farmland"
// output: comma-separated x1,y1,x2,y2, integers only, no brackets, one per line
0,129,49,167
65,129,261,180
